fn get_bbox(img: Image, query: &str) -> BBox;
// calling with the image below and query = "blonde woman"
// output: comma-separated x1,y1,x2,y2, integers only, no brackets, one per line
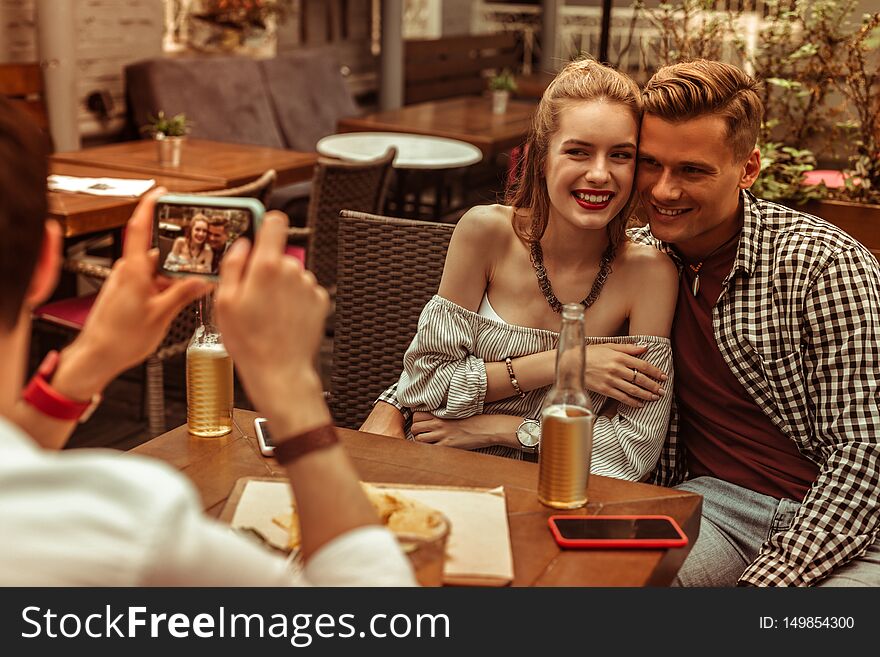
364,59,678,481
165,214,213,273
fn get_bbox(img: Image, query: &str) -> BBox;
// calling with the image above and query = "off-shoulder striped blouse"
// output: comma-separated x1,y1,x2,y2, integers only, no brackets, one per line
392,295,674,481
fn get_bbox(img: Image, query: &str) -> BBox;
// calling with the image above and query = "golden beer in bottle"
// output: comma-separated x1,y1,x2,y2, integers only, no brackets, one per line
537,303,594,509
186,296,233,437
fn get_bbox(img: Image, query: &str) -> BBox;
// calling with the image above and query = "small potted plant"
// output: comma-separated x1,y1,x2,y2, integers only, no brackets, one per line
142,111,192,167
489,69,518,114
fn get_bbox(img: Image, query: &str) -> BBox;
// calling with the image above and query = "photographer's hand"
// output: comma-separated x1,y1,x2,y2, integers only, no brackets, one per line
215,210,331,436
216,212,401,565
20,188,210,448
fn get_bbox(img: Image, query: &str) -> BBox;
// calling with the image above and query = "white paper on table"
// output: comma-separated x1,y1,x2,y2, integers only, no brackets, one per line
229,479,514,585
47,175,156,197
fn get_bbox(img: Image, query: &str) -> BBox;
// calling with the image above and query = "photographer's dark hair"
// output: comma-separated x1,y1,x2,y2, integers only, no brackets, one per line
0,97,50,330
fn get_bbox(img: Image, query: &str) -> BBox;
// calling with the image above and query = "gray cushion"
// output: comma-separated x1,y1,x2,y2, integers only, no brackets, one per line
126,56,286,148
259,48,359,151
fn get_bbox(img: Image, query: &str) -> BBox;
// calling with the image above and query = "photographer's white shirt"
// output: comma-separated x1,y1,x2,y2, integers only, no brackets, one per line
0,416,416,586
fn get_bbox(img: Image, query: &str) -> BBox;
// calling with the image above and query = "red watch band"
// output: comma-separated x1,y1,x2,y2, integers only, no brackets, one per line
22,350,101,422
274,424,339,464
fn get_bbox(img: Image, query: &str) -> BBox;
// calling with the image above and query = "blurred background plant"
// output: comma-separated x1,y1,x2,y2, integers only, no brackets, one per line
827,11,880,204
750,136,828,205
489,69,518,93
142,111,191,139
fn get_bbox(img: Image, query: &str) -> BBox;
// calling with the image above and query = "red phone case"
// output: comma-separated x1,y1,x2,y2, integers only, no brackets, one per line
547,514,688,549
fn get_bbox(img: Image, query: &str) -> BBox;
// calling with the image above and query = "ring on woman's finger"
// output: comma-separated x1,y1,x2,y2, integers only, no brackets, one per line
631,368,638,384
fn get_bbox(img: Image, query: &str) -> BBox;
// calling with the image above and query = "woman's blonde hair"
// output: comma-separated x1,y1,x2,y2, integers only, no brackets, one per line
506,58,642,250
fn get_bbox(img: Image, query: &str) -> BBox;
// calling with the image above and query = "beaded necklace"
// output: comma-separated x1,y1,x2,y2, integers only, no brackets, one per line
529,241,615,314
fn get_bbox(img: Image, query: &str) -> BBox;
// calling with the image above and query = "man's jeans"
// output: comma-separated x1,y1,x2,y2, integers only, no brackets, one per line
673,476,880,587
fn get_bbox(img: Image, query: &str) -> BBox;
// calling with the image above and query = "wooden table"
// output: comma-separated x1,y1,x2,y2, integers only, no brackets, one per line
337,96,536,160
134,409,702,587
48,162,221,239
52,138,318,188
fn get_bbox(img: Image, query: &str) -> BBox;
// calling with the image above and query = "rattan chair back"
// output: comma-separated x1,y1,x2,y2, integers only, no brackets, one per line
306,149,396,289
196,168,277,207
332,210,453,428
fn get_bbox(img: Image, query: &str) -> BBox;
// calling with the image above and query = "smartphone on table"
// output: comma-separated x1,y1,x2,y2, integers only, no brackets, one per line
153,194,265,280
548,515,688,549
254,417,274,457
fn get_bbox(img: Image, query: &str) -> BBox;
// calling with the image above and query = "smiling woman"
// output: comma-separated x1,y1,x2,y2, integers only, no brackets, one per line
165,214,213,273
363,58,679,483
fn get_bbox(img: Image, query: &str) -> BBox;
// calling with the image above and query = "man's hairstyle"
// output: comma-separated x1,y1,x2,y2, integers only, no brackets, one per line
642,59,763,162
0,97,49,330
506,57,642,249
207,216,227,229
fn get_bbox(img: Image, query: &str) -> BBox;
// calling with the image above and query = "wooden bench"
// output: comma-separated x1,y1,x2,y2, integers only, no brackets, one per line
404,33,521,105
0,62,49,132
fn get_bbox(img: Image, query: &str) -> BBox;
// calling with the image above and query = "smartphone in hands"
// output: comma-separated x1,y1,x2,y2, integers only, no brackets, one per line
254,417,274,457
153,194,265,281
548,515,688,549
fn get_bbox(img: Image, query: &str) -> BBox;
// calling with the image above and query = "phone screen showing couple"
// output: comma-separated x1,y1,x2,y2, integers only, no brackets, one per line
154,202,255,279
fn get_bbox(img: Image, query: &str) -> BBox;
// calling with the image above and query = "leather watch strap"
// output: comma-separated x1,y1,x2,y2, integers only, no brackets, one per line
274,424,340,464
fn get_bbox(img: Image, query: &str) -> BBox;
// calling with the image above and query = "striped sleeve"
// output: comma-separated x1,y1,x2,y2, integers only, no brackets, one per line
397,296,488,418
588,337,674,482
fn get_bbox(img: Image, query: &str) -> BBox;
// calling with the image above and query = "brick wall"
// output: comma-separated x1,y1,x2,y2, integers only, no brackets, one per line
1,0,162,139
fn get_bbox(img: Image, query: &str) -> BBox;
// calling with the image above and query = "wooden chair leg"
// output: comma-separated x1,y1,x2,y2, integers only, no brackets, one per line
146,355,166,436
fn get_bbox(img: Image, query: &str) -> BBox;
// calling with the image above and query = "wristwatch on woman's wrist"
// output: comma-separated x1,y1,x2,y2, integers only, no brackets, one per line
516,418,540,453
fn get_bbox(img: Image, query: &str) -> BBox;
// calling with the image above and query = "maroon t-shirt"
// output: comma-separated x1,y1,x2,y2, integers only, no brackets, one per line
672,237,819,502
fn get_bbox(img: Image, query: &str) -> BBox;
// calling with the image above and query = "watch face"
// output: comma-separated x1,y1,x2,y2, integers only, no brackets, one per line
518,421,540,448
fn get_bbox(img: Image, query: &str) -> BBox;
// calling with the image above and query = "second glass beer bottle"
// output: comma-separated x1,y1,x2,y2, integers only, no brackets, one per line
186,294,233,437
537,303,594,508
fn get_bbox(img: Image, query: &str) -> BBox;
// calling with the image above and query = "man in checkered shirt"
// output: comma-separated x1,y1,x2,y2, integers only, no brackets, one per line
365,59,878,587
630,59,879,586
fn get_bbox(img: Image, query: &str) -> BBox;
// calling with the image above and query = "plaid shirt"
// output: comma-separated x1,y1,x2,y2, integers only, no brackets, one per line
631,190,880,586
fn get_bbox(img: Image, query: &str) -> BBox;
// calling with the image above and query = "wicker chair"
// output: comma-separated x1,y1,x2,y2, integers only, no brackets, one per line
289,149,396,290
35,170,278,436
331,210,454,429
197,168,277,208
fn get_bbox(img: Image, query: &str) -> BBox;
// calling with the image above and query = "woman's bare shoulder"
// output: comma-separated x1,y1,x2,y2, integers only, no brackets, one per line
439,205,517,305
619,241,678,335
618,240,677,279
453,204,516,244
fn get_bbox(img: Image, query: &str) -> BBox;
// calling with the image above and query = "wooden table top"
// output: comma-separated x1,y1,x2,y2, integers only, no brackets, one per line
52,138,318,188
48,162,221,239
133,409,702,587
337,96,536,159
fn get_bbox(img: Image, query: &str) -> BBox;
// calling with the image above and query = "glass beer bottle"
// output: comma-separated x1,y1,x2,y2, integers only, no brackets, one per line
186,294,233,437
537,303,594,509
